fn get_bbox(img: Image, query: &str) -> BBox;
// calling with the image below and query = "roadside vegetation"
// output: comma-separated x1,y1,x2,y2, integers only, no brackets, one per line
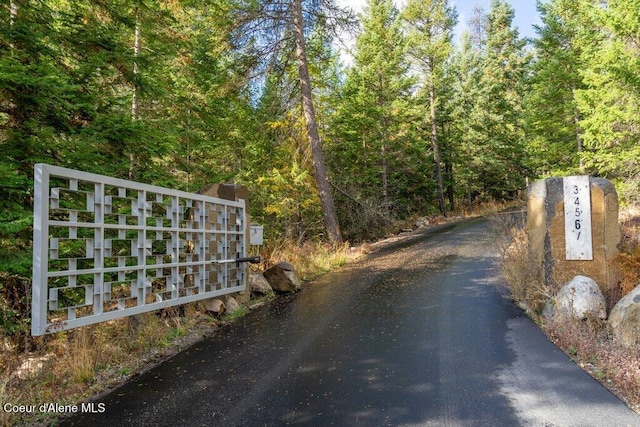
497,208,640,414
0,204,507,427
3,0,640,423
0,236,371,427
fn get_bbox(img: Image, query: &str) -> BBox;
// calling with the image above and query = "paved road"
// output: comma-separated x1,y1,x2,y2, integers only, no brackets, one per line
61,218,639,426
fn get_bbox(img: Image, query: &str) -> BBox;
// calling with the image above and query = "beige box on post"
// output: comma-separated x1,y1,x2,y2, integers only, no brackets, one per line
250,224,264,246
527,177,620,304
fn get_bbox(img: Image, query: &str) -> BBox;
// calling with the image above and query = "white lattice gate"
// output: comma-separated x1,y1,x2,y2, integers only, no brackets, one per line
32,164,248,336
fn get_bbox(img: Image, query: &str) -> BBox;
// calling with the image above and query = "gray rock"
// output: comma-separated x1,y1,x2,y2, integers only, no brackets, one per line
249,273,274,296
543,275,606,320
263,262,301,293
542,301,556,319
199,298,225,315
415,217,430,229
608,284,640,347
225,296,241,314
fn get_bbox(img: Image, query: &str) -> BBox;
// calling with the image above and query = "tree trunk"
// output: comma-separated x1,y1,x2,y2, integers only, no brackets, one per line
9,0,17,48
381,141,389,217
378,73,390,219
442,123,454,211
574,115,583,172
429,76,446,217
9,0,17,25
132,5,141,121
292,0,342,243
130,4,142,180
571,84,584,173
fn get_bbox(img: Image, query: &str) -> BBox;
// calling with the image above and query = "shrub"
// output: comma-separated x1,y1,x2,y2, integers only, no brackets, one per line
492,214,551,314
612,207,640,300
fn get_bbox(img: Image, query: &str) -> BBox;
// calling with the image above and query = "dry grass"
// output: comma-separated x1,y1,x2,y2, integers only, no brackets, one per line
498,207,640,413
491,211,552,315
499,227,552,314
612,206,640,299
545,317,640,412
0,305,215,427
262,239,360,281
0,235,367,427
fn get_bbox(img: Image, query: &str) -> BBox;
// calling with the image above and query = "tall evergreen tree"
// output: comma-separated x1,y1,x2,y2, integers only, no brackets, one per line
525,0,584,176
447,31,485,210
403,0,457,216
292,0,342,242
229,0,355,243
474,0,530,199
328,0,413,229
0,1,97,278
152,0,257,191
573,0,640,201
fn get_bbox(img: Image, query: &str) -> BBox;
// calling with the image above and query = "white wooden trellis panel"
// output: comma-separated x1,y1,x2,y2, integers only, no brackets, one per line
32,164,247,336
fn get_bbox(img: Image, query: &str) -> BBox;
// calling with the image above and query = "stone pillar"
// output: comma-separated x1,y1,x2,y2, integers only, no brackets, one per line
527,177,620,303
198,183,251,305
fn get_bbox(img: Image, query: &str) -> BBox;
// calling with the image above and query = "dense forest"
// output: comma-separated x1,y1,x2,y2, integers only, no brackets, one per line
2,0,640,334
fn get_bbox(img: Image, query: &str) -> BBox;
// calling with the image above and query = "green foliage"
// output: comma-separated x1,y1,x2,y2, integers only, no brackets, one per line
573,0,640,200
255,161,323,240
524,0,585,176
326,0,431,240
3,0,640,343
0,273,31,346
444,1,530,207
403,0,457,215
521,0,640,203
476,0,530,198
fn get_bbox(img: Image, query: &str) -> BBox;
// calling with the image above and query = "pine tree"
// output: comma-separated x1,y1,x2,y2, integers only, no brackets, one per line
474,0,530,199
327,0,415,236
0,1,88,278
573,0,640,201
525,0,584,176
227,0,354,242
447,31,485,211
403,0,457,216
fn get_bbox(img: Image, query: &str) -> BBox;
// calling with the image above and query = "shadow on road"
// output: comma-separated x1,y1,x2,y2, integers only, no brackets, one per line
60,218,639,426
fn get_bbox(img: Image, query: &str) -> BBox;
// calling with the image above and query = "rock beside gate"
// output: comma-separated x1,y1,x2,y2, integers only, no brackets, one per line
543,275,607,320
225,296,241,314
199,298,226,316
249,273,274,296
609,284,640,348
264,262,300,293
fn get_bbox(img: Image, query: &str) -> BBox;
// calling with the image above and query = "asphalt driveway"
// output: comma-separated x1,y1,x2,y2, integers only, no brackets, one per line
60,218,640,426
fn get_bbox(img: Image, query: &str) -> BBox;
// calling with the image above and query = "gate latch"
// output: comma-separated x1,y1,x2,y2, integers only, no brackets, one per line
213,256,261,265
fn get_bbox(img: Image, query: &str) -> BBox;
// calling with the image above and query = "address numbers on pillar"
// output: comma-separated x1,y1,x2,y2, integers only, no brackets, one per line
563,176,593,260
